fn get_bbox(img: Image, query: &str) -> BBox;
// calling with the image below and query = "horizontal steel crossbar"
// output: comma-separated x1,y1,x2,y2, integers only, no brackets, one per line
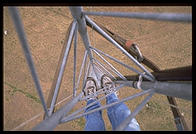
115,81,192,101
83,11,192,23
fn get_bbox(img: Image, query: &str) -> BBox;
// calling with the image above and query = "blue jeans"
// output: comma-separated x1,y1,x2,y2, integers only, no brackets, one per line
84,93,141,131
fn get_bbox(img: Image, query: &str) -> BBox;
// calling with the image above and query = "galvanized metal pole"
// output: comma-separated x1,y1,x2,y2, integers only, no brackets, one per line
139,81,192,101
8,7,49,117
69,7,94,63
83,11,192,23
69,6,100,84
82,60,91,89
76,51,88,89
44,21,76,119
116,80,192,101
48,21,77,116
73,22,78,97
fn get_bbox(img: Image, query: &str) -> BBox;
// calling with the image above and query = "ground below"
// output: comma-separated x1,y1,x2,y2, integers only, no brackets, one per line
3,6,192,131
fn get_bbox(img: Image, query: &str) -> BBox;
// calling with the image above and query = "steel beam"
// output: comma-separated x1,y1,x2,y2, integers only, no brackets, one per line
76,51,88,89
8,7,49,117
48,21,77,116
82,60,91,89
73,23,78,97
83,11,192,23
70,7,101,87
140,81,192,101
69,7,94,63
116,81,192,101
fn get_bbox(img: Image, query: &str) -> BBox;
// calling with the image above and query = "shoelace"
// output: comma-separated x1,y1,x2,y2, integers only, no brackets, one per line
85,85,97,100
87,86,95,96
104,82,115,94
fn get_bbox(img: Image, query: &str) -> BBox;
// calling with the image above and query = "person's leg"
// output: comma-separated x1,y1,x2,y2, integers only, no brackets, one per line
106,93,141,131
83,77,106,131
101,74,140,131
84,99,106,131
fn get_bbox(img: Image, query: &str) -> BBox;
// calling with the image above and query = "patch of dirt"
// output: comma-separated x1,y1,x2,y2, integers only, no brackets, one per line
3,6,192,131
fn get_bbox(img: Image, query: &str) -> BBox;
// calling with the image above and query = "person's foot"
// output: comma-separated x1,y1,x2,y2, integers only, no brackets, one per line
83,77,98,101
101,74,118,96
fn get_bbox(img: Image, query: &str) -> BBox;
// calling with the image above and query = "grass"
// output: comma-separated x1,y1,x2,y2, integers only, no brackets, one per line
145,101,163,114
4,81,41,104
74,117,85,130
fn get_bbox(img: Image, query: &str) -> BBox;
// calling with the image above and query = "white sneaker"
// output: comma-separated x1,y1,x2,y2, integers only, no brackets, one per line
101,74,119,96
83,77,98,101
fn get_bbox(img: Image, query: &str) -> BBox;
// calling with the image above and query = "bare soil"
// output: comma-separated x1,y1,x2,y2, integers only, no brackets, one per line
3,6,192,131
